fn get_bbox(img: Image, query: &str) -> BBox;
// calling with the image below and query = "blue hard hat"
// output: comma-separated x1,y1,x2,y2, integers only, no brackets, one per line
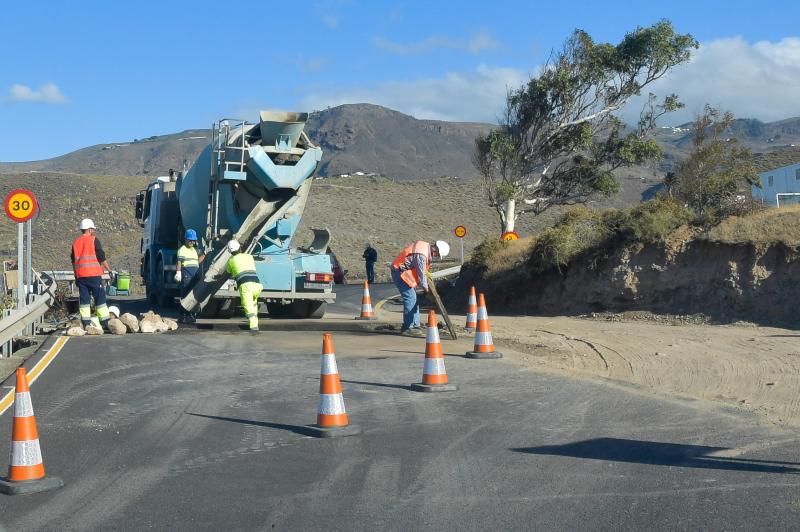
184,229,198,241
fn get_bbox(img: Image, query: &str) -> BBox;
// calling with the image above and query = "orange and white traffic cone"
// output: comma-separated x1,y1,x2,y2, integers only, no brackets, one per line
465,286,478,332
355,281,375,320
465,293,503,359
411,310,458,392
306,333,361,438
0,368,63,495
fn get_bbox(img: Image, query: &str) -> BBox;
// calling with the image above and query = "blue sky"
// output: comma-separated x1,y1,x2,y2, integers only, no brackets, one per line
1,0,799,161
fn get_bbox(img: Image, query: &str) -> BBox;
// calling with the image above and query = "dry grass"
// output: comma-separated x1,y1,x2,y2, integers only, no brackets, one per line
707,205,800,245
0,173,149,291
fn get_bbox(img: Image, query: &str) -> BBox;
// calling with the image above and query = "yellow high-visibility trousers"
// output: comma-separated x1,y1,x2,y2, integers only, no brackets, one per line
239,282,263,330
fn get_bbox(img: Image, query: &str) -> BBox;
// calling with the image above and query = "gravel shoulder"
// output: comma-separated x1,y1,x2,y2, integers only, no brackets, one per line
481,315,800,428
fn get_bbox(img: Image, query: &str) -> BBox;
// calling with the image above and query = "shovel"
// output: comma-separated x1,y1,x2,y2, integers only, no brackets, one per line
425,271,457,340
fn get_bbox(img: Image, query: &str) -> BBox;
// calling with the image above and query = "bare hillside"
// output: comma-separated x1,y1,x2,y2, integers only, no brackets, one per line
2,104,797,180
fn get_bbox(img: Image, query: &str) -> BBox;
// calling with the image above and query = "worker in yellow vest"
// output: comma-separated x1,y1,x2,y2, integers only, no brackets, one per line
390,240,450,336
225,239,263,332
174,229,205,323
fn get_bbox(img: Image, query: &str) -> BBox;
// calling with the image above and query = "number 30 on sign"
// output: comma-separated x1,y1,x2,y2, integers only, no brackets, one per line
4,189,39,223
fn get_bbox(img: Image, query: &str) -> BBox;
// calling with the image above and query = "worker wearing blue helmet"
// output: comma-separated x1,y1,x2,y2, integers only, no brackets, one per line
175,228,205,322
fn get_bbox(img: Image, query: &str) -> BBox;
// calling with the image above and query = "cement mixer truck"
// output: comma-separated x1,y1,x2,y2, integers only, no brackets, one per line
135,111,335,319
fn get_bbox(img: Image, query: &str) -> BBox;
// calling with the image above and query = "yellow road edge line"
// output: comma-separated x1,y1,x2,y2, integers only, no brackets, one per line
374,296,396,314
0,336,70,417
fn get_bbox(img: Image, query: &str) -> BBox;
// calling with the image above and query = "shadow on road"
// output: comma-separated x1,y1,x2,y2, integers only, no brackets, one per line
512,437,800,474
340,378,411,391
186,412,321,437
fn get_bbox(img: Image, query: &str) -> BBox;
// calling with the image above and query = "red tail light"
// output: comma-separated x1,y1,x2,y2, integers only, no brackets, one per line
306,273,333,283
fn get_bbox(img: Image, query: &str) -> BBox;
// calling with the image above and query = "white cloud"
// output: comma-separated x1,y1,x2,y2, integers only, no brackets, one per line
7,82,68,104
297,56,327,74
300,64,526,123
626,36,800,124
313,0,351,29
373,31,498,56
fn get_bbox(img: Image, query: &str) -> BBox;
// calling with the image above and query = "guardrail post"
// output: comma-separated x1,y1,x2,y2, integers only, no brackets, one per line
2,309,12,358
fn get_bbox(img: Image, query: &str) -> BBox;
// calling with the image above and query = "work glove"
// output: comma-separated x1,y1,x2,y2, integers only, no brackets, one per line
174,270,182,282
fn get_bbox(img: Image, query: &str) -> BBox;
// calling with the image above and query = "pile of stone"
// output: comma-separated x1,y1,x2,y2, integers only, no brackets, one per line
65,309,178,337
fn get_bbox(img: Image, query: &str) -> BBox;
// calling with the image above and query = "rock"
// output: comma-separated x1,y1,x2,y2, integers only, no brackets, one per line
120,313,140,333
86,325,104,335
139,317,159,334
139,310,162,321
108,318,127,335
66,326,86,337
153,320,169,333
162,318,178,331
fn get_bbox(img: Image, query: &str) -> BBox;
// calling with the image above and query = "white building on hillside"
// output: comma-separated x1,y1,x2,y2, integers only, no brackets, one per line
752,162,800,207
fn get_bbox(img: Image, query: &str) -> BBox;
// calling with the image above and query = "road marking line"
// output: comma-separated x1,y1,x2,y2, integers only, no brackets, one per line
374,295,398,314
0,336,69,417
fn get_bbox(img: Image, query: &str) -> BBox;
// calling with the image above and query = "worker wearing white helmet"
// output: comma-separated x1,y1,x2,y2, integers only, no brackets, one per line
225,239,263,332
71,218,113,329
390,239,450,336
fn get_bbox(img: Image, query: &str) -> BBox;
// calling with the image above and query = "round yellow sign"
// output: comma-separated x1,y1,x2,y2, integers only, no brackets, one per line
4,189,38,223
454,225,467,238
501,231,519,241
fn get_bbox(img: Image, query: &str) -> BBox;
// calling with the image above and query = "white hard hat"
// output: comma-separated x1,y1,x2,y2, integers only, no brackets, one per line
227,239,241,253
108,306,120,318
79,218,96,230
435,240,450,257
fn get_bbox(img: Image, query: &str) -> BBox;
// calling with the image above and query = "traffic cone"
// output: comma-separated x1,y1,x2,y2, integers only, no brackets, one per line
305,333,361,438
0,368,63,495
411,310,458,392
355,281,375,320
465,286,478,331
465,294,503,359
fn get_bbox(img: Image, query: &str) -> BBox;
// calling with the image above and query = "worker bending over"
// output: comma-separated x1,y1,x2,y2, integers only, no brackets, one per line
226,239,263,332
390,239,450,336
71,218,113,329
174,229,205,323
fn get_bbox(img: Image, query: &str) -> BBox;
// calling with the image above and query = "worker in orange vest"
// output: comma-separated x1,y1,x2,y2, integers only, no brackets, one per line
71,218,113,329
390,240,450,336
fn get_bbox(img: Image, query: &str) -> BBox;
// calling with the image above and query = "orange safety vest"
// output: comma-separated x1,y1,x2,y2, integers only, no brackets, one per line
72,234,104,278
392,241,431,288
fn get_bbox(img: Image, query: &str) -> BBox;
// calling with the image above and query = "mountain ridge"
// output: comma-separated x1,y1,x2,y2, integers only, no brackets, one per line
1,104,799,179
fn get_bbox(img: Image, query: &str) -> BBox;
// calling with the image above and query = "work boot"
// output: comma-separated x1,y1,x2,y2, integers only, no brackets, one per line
185,315,196,324
400,328,424,338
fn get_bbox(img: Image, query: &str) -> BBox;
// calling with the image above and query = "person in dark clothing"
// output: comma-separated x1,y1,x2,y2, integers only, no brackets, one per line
71,218,113,329
362,242,378,283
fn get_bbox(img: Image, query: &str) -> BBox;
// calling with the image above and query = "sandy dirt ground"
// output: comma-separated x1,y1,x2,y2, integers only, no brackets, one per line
478,315,800,428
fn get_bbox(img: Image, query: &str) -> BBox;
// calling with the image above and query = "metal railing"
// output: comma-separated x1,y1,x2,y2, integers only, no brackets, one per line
0,273,55,357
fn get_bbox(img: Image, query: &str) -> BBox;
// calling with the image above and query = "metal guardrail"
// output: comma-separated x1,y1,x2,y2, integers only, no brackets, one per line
0,274,55,358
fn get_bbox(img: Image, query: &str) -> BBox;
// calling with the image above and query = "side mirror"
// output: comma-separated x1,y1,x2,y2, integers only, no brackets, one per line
135,192,144,225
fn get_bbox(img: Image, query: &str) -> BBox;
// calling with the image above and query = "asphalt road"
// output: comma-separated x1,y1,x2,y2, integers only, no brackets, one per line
0,297,799,529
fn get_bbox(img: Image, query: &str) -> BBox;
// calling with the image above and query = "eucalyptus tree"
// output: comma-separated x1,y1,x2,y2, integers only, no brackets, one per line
474,20,698,234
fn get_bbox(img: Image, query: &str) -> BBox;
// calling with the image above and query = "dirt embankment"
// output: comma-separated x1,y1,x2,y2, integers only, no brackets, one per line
453,230,800,327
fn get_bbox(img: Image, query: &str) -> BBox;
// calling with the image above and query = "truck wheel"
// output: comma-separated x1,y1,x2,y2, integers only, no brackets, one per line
306,301,326,319
216,299,237,319
199,299,219,319
155,258,170,308
266,302,289,318
142,255,158,305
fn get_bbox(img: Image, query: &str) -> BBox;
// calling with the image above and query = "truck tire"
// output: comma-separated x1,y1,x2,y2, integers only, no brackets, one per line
306,301,326,319
144,259,158,305
266,302,289,318
199,299,219,319
155,258,170,308
216,299,237,319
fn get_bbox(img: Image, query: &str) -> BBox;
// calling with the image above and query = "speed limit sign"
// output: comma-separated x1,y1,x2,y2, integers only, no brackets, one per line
4,189,38,223
454,225,467,238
